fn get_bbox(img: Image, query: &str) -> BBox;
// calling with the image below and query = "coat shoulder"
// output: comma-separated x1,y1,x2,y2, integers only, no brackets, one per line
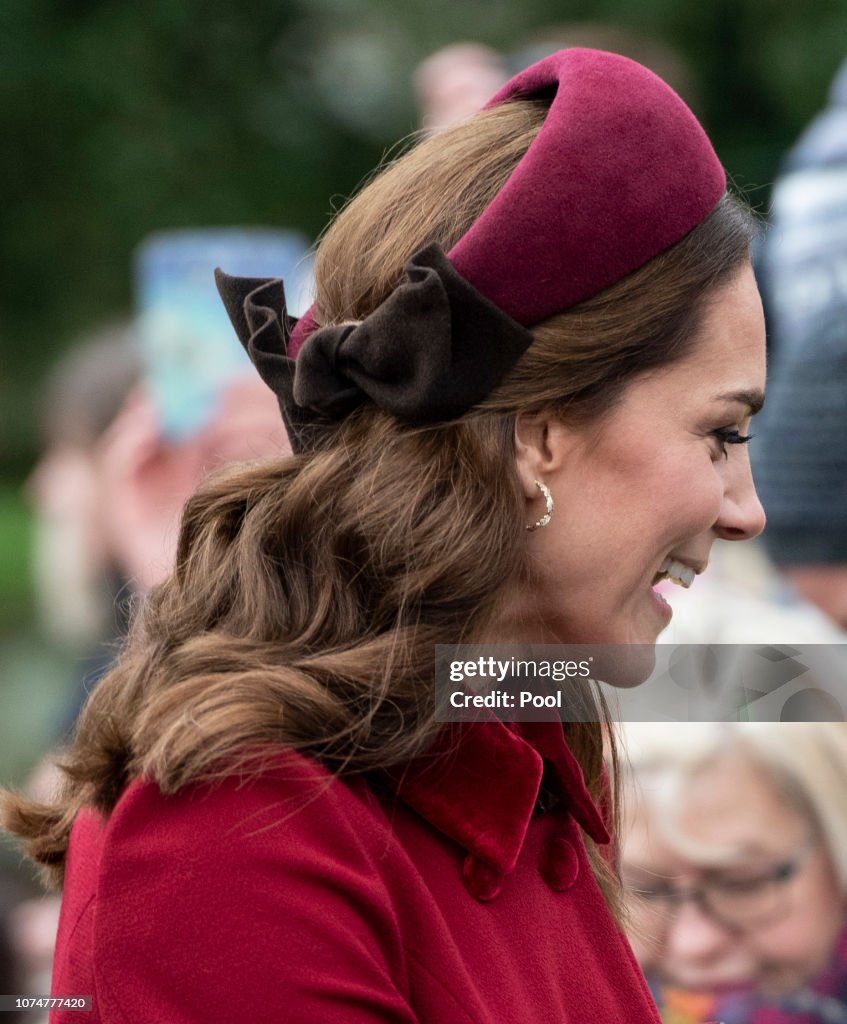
106,747,390,860
62,750,416,1023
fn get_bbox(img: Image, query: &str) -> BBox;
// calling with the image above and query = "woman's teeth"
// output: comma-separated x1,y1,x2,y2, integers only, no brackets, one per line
654,557,695,589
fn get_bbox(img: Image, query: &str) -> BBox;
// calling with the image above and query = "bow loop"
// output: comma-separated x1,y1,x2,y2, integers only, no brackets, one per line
214,271,292,395
216,243,535,452
292,323,362,419
214,269,327,450
294,253,456,420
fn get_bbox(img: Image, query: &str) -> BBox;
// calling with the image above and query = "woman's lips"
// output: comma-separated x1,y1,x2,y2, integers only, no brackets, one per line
649,584,674,624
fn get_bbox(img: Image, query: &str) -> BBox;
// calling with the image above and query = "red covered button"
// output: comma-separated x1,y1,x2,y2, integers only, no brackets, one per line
463,854,505,901
538,835,579,891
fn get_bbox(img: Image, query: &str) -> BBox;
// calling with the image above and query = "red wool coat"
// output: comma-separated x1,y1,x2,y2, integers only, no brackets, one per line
50,719,661,1023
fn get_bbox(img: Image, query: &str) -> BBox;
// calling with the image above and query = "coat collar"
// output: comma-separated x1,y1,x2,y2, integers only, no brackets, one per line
389,717,610,876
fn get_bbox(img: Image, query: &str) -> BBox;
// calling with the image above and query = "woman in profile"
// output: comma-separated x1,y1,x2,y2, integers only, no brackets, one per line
3,49,765,1023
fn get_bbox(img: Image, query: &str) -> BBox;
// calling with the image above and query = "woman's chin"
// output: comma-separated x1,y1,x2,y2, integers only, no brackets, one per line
595,644,658,689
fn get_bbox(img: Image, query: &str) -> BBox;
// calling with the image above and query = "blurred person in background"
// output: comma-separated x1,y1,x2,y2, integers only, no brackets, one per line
40,228,309,738
621,722,847,1024
7,229,309,1008
11,330,142,1018
414,25,695,133
102,228,308,595
753,57,847,632
27,328,141,661
656,56,847,645
414,42,507,133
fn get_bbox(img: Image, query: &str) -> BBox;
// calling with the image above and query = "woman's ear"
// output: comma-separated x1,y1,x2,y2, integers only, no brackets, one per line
514,412,577,501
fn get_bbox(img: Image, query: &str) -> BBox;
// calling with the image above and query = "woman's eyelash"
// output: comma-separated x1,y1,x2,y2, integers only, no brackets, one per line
711,426,754,456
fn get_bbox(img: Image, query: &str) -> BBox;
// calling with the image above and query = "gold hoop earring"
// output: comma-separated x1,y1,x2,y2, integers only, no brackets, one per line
526,479,553,531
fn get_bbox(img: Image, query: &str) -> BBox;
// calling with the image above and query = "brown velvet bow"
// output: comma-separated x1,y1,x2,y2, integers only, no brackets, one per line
215,243,534,453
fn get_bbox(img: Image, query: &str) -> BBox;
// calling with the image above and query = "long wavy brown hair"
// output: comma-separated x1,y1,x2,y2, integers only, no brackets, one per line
2,99,755,916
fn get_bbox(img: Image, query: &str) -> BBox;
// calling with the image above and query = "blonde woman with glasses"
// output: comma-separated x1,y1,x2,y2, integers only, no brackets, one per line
621,722,847,1024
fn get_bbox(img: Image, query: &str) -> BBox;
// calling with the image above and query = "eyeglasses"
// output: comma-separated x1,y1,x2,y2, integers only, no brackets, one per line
624,835,818,931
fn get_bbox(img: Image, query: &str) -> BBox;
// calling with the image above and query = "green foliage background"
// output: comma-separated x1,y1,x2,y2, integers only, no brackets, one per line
1,0,846,638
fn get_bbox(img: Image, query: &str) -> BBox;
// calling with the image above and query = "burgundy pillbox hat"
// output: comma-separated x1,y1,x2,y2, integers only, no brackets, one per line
218,48,727,451
448,47,726,325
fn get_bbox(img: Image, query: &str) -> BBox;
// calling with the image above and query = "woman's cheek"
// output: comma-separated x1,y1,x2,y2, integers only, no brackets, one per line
751,918,836,994
659,447,722,530
692,467,726,530
665,479,722,538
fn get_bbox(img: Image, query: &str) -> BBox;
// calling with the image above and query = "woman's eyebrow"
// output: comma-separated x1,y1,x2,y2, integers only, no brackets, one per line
713,388,765,415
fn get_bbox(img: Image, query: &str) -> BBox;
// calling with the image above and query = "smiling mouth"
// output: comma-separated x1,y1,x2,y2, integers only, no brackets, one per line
652,557,698,589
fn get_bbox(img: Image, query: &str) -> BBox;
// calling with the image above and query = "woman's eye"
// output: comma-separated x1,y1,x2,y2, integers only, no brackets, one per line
712,874,767,893
710,426,754,459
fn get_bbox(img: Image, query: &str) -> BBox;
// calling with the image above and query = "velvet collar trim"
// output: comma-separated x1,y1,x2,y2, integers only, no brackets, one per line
389,718,609,876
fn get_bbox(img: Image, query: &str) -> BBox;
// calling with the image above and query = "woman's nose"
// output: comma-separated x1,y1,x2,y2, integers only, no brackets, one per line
714,454,766,542
664,898,733,966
